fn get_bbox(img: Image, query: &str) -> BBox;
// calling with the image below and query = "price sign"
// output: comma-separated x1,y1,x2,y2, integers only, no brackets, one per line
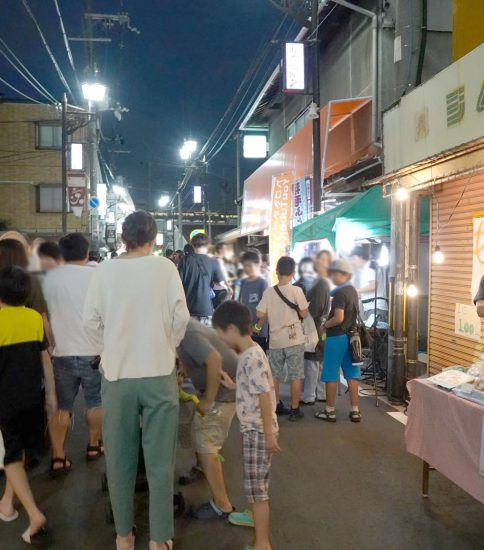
455,303,482,342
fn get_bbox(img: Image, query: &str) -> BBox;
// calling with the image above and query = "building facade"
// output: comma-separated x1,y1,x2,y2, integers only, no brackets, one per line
0,100,89,237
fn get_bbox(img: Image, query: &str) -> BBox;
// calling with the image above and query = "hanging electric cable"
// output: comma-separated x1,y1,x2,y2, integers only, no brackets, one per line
0,75,43,103
52,0,82,99
0,40,57,104
21,0,73,97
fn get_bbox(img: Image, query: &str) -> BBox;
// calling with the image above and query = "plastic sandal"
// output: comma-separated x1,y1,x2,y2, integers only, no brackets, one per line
0,510,19,522
21,525,52,546
50,457,72,477
86,443,104,461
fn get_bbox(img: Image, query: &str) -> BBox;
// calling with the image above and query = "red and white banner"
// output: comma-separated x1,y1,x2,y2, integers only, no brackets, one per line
67,172,86,217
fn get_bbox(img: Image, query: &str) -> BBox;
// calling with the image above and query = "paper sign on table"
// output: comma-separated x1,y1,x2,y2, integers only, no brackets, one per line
455,303,482,342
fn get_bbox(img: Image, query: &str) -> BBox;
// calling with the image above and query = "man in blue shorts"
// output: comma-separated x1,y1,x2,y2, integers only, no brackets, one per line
315,259,362,423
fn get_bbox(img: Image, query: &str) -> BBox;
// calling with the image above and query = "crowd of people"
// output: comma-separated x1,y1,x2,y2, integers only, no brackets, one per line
0,210,380,550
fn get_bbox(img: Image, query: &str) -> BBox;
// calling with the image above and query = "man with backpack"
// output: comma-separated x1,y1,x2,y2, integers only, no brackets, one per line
178,233,228,325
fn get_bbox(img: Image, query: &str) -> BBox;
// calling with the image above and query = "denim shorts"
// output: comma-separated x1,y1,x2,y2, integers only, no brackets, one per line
268,344,305,381
321,334,361,382
53,356,102,412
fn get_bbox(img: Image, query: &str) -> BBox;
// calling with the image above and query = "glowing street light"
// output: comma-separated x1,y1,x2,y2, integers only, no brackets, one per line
82,82,107,102
158,194,170,208
179,139,198,161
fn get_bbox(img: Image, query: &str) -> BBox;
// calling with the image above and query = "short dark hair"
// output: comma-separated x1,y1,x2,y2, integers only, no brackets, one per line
165,248,174,258
0,239,29,270
59,233,90,262
212,301,251,336
0,266,31,306
191,233,209,249
276,256,296,276
122,210,157,251
38,241,62,261
240,250,262,265
241,250,261,265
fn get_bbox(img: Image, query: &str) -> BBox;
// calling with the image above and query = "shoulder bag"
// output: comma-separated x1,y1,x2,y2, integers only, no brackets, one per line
273,286,318,353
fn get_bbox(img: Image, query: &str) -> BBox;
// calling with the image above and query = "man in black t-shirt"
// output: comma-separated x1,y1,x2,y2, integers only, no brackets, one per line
178,234,227,324
314,260,362,424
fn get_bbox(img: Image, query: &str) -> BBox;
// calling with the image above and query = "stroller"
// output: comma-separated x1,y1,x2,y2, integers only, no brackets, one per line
102,442,185,524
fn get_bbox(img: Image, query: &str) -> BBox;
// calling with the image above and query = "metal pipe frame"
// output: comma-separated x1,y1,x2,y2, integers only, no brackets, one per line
406,192,420,381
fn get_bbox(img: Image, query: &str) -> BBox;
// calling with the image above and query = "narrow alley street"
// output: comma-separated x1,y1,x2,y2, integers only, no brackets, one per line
1,392,483,550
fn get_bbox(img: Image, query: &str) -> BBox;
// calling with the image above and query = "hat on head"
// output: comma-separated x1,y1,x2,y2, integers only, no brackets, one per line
328,259,353,275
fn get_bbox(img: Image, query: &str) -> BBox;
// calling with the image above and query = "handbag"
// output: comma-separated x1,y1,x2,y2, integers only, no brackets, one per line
273,286,318,353
346,307,373,364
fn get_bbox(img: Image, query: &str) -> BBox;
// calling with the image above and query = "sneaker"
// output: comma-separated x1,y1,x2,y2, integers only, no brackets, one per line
276,400,290,416
178,466,204,485
349,410,362,423
288,408,304,422
314,409,336,422
228,510,254,528
300,399,315,406
190,501,233,520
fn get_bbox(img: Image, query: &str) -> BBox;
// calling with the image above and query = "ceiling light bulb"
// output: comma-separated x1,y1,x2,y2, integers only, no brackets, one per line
433,246,445,264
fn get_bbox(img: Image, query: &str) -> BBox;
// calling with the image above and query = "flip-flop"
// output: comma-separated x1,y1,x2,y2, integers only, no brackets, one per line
21,525,52,546
0,510,19,522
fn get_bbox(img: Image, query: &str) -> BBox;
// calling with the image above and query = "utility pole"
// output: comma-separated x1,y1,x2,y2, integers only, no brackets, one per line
311,0,322,214
177,183,183,249
236,132,241,224
61,93,68,234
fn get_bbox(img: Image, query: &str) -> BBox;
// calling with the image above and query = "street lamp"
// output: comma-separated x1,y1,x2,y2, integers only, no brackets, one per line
158,194,170,208
82,82,107,102
179,139,198,161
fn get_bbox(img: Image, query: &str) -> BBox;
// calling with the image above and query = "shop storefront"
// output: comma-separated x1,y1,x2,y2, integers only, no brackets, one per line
380,43,484,398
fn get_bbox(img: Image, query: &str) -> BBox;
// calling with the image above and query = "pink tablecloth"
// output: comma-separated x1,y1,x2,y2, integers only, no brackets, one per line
406,378,484,504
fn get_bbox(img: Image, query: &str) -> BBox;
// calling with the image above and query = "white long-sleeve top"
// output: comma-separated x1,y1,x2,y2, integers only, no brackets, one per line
83,255,189,381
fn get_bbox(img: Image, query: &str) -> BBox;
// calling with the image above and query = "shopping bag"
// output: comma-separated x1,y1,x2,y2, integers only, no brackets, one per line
302,314,319,353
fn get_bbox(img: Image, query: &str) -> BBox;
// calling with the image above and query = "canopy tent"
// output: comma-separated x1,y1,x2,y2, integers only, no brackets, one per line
291,185,429,249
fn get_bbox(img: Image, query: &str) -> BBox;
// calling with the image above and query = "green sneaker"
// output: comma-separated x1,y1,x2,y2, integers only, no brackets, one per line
229,510,255,528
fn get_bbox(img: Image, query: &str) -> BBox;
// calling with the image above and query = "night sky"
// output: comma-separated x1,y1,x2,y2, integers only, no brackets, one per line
0,0,293,213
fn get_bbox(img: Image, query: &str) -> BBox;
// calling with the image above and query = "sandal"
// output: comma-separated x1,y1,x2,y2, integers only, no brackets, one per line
86,442,104,462
314,409,336,422
50,457,72,477
0,509,19,522
21,525,52,547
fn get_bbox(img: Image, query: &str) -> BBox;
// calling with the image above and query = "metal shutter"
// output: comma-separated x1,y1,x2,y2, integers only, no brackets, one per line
429,169,484,374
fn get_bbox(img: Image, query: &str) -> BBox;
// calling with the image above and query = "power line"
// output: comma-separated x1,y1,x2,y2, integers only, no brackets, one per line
200,15,288,161
21,0,73,97
0,75,43,103
52,0,82,100
0,38,57,103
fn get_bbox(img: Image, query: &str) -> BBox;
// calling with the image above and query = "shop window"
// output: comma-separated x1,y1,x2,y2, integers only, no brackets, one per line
37,122,61,149
37,184,63,213
286,108,310,141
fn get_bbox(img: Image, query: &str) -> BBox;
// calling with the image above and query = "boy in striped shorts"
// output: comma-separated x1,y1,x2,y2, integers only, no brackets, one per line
213,301,280,550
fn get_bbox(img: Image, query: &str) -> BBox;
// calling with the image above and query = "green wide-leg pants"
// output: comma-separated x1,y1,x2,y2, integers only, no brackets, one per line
102,371,179,544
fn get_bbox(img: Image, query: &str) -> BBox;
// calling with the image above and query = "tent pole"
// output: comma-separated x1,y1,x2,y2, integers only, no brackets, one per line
406,193,420,383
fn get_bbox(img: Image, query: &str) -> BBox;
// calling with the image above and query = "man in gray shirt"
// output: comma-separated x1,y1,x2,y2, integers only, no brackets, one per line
177,319,238,520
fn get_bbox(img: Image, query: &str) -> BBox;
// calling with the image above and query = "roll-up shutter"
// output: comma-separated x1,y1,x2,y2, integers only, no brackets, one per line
429,169,484,374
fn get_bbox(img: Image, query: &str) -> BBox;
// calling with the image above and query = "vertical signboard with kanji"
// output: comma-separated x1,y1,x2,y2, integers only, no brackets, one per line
269,173,293,284
292,175,312,227
67,172,86,217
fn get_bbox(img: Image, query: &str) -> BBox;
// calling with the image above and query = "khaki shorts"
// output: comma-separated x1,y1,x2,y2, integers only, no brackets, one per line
191,401,236,454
